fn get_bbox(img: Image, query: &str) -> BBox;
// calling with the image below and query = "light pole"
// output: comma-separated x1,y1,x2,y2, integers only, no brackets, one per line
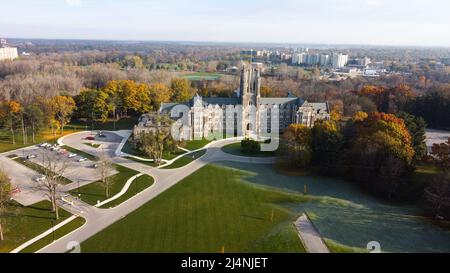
51,220,56,242
77,179,81,198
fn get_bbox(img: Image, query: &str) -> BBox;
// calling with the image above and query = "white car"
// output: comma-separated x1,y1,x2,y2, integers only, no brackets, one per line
78,157,87,162
35,176,46,182
69,153,77,158
27,154,37,159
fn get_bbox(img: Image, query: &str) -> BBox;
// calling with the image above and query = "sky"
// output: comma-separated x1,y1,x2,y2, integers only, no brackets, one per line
1,0,450,47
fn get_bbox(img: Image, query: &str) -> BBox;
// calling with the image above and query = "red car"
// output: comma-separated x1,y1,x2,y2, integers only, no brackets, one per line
85,136,95,140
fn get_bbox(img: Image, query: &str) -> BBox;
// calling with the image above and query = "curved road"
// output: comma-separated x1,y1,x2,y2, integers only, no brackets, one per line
39,131,277,253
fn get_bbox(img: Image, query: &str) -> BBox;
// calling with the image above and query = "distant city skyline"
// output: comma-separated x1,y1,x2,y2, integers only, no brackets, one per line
1,0,450,47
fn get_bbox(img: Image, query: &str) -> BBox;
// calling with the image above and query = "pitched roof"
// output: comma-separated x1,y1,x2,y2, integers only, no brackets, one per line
202,97,240,106
260,97,303,106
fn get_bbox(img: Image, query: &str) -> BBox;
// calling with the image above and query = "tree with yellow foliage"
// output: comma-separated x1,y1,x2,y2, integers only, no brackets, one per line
51,96,76,135
149,83,172,110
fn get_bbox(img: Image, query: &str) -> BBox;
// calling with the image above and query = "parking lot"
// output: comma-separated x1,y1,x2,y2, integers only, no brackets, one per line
23,144,117,189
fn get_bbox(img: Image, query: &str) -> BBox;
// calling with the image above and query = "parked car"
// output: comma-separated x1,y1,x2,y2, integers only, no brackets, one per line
85,136,95,141
78,157,87,162
35,176,46,182
92,164,99,169
27,154,37,159
69,153,77,158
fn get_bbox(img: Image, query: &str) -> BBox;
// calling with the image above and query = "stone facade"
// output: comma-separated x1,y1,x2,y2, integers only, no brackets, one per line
135,63,331,141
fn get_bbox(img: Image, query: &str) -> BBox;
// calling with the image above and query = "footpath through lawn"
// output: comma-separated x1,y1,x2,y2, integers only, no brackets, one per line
81,164,307,253
70,165,154,207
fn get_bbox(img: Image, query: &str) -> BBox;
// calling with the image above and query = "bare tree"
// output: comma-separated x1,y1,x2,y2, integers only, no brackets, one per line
426,172,450,219
39,149,70,220
98,153,114,198
0,168,12,241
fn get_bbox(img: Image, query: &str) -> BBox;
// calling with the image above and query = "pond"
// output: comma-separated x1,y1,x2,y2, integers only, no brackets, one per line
216,161,450,253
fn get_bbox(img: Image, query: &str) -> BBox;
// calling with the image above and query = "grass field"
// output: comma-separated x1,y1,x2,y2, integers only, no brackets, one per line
183,72,222,81
162,150,206,169
61,145,98,161
218,161,450,253
122,137,186,160
19,217,86,253
221,143,278,157
81,164,307,253
69,117,139,131
182,139,211,151
100,174,154,208
84,142,101,149
70,165,153,207
0,201,73,253
0,129,81,154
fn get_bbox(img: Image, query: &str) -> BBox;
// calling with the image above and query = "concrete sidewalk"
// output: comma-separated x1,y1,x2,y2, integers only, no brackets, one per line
294,213,330,253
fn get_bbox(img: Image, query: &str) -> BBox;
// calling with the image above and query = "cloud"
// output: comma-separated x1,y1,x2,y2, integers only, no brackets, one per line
65,0,82,7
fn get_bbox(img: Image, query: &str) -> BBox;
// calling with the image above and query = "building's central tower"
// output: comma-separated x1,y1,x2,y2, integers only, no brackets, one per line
240,63,262,137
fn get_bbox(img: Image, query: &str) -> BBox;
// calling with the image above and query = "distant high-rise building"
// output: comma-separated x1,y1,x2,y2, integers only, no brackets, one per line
319,54,330,66
358,57,371,67
331,53,349,68
0,38,18,61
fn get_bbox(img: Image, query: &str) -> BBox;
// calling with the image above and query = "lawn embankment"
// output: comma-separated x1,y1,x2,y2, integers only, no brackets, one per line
19,217,86,253
81,164,307,253
162,150,206,169
0,201,73,253
0,129,81,154
70,165,153,207
221,143,277,157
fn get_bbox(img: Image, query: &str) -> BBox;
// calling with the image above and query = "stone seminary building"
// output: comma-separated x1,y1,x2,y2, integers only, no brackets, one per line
134,63,331,141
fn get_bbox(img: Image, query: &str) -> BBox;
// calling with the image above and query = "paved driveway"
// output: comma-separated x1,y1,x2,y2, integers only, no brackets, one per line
0,156,47,206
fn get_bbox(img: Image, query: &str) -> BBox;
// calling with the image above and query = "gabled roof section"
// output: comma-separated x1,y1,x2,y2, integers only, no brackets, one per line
202,97,240,106
260,97,304,106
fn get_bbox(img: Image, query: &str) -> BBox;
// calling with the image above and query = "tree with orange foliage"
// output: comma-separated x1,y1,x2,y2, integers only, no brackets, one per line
350,112,416,199
430,138,450,171
260,86,274,97
280,124,312,168
359,85,385,110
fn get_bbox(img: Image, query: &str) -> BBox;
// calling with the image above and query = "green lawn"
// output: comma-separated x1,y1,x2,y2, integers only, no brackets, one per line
12,157,72,185
81,164,307,253
122,137,186,160
183,139,211,151
83,142,101,149
19,217,86,253
162,150,206,169
221,143,278,157
0,201,73,253
100,175,154,208
183,72,222,81
324,239,368,253
70,165,145,206
69,116,139,131
61,145,98,161
0,129,81,154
